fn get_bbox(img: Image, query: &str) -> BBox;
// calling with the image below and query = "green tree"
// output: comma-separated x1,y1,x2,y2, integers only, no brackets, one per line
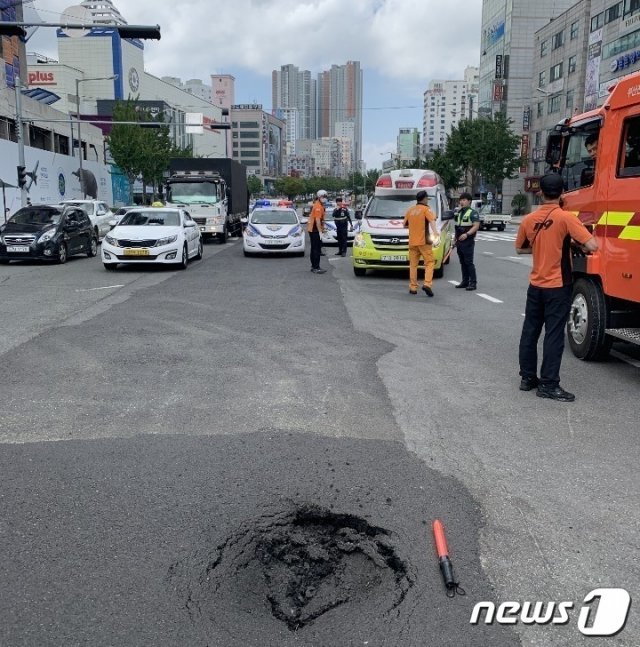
274,176,305,200
247,174,263,197
445,114,521,196
106,99,145,203
425,148,462,192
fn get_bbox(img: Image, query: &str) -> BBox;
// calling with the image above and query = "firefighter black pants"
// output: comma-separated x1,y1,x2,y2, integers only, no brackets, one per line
309,231,322,269
518,284,572,387
456,236,476,285
336,221,349,254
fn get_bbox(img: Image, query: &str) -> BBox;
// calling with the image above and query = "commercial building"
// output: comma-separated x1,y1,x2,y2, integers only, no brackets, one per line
230,104,285,190
423,66,479,155
397,128,421,163
272,64,317,143
479,0,576,207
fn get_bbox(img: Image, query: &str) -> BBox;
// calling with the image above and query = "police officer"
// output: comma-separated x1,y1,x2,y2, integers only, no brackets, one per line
332,197,353,256
454,192,480,290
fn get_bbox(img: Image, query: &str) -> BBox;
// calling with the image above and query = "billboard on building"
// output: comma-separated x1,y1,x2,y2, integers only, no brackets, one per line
584,29,603,111
519,135,530,173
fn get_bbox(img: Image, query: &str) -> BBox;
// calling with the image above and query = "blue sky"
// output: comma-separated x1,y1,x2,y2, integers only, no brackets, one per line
26,0,483,171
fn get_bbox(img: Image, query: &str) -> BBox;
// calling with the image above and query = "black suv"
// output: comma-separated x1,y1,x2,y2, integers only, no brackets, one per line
0,205,97,264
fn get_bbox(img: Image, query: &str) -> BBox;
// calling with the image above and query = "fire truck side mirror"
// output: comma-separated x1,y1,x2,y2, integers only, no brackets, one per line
546,133,563,167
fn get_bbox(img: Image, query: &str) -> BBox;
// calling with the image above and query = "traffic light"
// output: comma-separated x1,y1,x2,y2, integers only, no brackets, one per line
117,25,161,40
17,165,27,189
0,23,27,38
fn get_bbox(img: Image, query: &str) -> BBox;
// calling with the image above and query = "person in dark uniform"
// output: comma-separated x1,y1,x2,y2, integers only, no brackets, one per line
454,192,480,290
332,197,353,256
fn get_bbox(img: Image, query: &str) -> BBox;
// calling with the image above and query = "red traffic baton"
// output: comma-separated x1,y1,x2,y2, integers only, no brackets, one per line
432,519,465,598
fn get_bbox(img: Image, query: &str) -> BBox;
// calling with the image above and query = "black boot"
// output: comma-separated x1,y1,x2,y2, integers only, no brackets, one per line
466,283,477,291
455,281,469,289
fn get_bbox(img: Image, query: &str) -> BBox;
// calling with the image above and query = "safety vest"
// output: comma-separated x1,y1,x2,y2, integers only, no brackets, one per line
455,207,474,227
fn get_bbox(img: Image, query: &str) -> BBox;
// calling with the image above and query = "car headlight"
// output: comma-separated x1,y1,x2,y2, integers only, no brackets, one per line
104,234,120,247
354,232,366,248
432,234,441,248
244,225,259,237
288,225,302,238
155,234,178,246
38,229,58,244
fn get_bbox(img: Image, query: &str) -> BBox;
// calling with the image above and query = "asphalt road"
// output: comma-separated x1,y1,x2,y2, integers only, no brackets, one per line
0,228,637,646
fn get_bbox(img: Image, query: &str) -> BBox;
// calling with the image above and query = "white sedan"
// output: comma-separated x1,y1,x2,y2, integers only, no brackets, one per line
101,207,203,270
243,207,305,256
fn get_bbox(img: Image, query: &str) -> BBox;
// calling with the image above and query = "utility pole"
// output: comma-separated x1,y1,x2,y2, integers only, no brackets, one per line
14,76,28,208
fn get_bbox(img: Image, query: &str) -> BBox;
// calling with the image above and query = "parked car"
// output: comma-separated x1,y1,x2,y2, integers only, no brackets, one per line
59,199,113,241
101,207,203,270
0,204,97,264
243,206,305,256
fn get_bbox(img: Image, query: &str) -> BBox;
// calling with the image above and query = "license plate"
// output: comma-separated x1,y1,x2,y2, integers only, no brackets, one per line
7,246,29,253
262,239,282,245
381,254,405,261
123,248,150,256
395,181,414,188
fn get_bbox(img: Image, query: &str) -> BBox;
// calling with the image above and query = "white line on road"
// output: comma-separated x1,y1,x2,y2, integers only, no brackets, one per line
448,280,459,286
477,293,503,303
610,349,640,368
75,285,124,292
482,251,494,256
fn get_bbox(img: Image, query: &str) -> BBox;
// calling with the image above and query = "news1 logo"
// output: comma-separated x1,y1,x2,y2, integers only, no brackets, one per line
470,588,631,636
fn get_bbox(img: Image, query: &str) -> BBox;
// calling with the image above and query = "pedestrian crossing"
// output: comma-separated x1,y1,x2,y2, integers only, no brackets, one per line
475,231,517,242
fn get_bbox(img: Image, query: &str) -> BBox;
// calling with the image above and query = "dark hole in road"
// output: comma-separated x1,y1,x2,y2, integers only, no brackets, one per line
254,505,412,630
173,504,414,634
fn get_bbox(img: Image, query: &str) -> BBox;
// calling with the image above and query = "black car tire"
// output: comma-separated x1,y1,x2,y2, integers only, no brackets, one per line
218,225,228,244
567,277,612,361
353,266,366,277
57,242,67,264
103,263,118,271
177,244,188,270
498,224,506,231
243,250,252,257
433,265,444,279
0,258,10,265
87,237,98,257
194,239,203,260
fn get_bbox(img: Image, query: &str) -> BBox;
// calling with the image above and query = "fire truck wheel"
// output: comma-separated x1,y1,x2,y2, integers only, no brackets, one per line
567,278,612,360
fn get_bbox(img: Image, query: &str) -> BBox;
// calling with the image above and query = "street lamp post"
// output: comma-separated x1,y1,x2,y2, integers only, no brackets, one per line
14,76,28,207
75,75,117,198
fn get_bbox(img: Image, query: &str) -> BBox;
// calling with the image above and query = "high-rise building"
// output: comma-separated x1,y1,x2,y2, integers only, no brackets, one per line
422,66,478,155
316,61,363,167
272,64,316,141
397,128,421,163
479,0,576,206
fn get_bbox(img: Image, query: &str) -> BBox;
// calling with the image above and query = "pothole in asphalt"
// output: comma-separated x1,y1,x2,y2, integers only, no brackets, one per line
171,504,414,632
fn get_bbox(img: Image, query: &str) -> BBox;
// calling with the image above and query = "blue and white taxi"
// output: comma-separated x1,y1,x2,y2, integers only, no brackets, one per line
243,206,305,256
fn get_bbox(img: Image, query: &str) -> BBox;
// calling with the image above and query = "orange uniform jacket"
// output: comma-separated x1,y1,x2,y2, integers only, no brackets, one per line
307,201,325,233
515,204,593,288
403,204,436,246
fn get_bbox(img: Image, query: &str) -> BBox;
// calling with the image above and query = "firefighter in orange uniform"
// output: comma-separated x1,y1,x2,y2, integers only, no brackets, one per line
403,190,440,296
307,189,328,273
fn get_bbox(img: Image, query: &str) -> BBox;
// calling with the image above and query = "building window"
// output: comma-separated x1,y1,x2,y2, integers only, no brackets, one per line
239,121,259,128
568,55,577,74
548,95,561,113
240,131,259,138
537,101,544,118
535,131,542,147
566,89,575,110
552,30,565,50
240,151,260,157
541,39,548,56
591,12,604,31
550,62,564,82
606,3,622,23
571,20,579,40
539,70,547,87
602,28,640,59
623,0,640,18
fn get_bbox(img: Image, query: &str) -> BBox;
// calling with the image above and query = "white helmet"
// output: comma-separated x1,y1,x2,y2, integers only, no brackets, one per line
317,189,328,198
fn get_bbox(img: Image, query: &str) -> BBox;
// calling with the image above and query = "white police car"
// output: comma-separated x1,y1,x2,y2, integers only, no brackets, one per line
243,206,305,256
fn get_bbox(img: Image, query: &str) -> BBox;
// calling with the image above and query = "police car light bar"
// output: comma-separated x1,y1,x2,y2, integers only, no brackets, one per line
376,175,393,188
416,172,439,188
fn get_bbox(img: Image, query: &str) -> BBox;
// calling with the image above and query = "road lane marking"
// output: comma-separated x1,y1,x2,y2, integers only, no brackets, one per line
482,251,494,256
448,280,459,286
477,293,503,303
75,285,124,292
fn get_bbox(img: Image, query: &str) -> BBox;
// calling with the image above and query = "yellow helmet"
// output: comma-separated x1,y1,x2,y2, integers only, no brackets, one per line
151,201,164,207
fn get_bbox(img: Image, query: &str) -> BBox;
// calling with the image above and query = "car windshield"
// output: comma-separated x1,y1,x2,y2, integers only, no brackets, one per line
9,207,62,226
63,202,92,215
167,182,219,205
366,195,437,219
118,210,181,226
251,209,298,225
